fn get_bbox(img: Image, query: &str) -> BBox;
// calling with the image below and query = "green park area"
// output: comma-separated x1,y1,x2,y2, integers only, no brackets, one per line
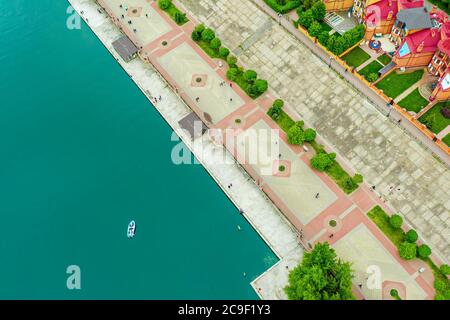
376,69,424,99
398,88,429,113
341,46,370,68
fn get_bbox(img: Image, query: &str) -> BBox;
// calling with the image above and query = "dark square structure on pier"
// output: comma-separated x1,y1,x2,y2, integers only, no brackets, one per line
112,35,139,62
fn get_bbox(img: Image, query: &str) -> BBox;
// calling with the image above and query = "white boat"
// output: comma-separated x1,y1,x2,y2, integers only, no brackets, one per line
127,220,136,238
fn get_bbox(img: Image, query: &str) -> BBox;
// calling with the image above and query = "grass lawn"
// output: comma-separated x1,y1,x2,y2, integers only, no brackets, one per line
358,60,383,81
378,54,392,66
419,102,450,134
342,46,370,68
159,2,188,26
376,69,424,99
367,206,405,247
264,0,301,13
443,133,450,146
397,88,429,113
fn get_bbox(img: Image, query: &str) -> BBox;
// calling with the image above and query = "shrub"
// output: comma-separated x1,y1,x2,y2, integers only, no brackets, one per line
398,241,417,260
311,152,336,172
209,37,221,49
226,68,239,81
299,9,314,29
201,28,215,42
308,21,322,38
405,229,418,243
434,279,447,292
192,24,205,41
268,100,284,120
389,214,403,229
243,70,258,83
219,47,230,59
158,0,172,10
288,124,304,145
311,1,326,21
174,12,187,25
440,264,450,276
318,31,329,46
265,0,302,14
303,128,316,142
194,24,205,34
367,73,378,83
343,177,357,191
252,79,268,95
441,107,450,119
418,244,432,259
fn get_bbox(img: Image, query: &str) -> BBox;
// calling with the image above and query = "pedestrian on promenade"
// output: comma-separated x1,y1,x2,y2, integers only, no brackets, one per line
230,83,233,88
230,98,233,102
159,95,162,101
196,97,199,102
329,234,334,238
315,192,320,199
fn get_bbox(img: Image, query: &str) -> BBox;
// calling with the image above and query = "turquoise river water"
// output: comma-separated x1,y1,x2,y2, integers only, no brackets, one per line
0,0,278,299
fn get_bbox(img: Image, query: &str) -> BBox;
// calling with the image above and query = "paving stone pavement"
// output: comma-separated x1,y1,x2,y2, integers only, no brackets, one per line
178,0,450,262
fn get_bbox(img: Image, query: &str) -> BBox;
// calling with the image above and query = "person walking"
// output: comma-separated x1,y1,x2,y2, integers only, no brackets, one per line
315,193,320,199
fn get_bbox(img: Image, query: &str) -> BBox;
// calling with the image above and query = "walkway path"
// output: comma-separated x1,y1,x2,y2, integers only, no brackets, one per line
178,0,450,264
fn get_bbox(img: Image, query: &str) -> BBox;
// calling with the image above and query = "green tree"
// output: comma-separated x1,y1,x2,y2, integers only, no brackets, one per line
311,1,326,21
389,214,403,229
201,28,215,42
311,152,336,171
405,229,418,243
209,37,221,49
174,12,187,25
268,101,283,120
308,21,322,38
440,264,450,276
273,99,284,109
434,279,446,292
303,128,316,142
158,0,172,10
399,241,417,260
285,242,355,300
219,47,230,59
227,55,238,67
299,9,315,29
418,244,431,259
288,124,304,145
191,30,201,41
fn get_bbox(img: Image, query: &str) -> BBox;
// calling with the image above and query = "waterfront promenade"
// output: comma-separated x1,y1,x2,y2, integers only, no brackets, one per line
72,0,441,299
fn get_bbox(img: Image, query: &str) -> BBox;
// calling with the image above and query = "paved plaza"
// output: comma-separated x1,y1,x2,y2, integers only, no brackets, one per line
333,224,427,300
178,0,450,265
